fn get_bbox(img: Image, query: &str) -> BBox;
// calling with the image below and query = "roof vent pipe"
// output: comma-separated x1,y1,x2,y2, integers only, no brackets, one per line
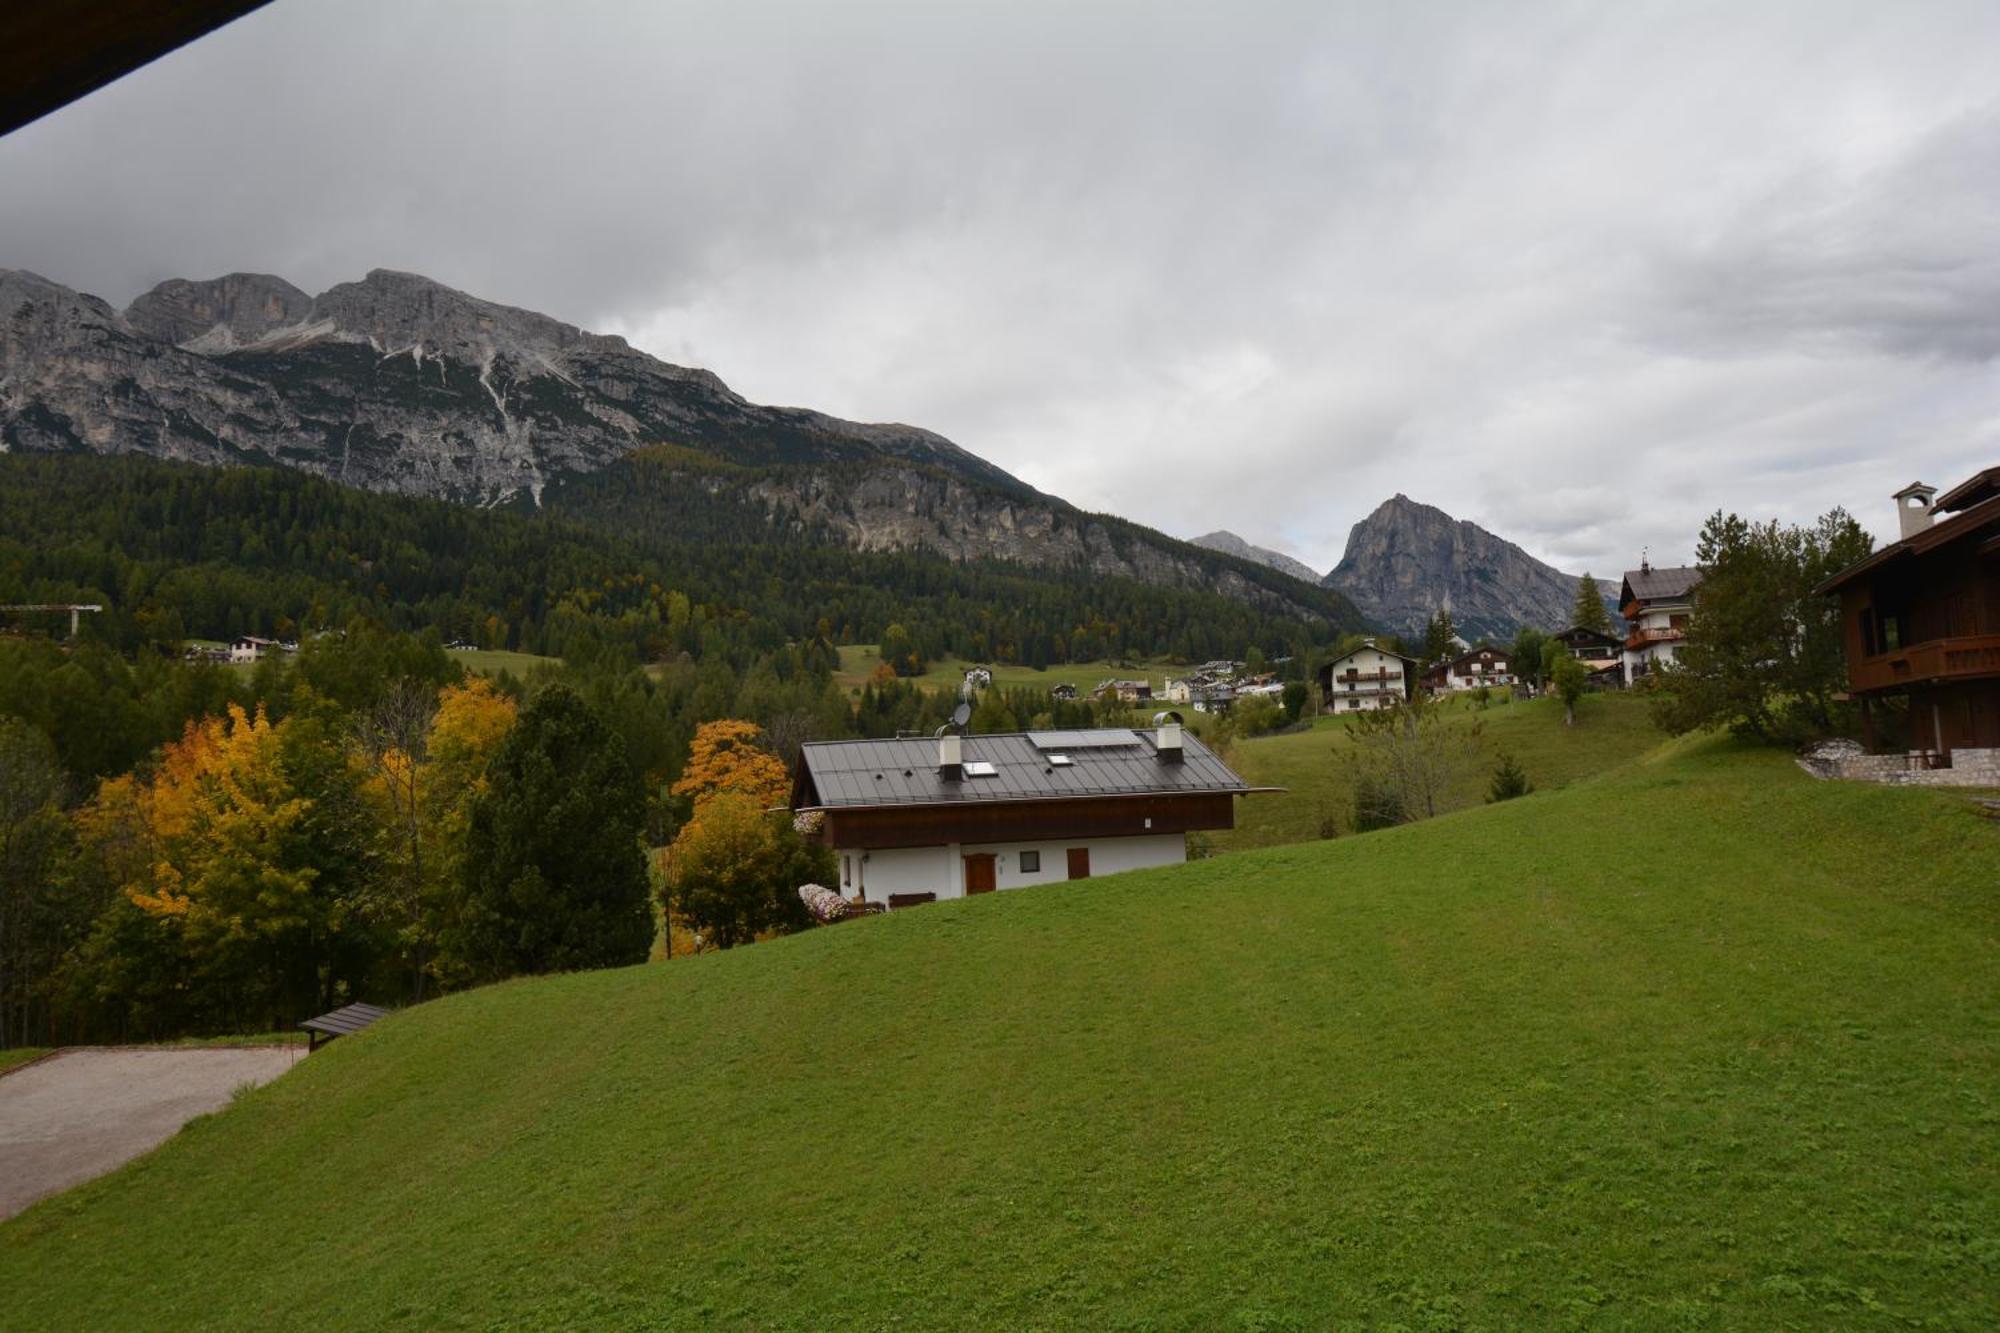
938,731,964,781
1153,711,1185,765
1893,481,1937,540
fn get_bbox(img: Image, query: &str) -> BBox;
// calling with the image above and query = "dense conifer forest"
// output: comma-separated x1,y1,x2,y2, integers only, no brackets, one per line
0,453,1354,667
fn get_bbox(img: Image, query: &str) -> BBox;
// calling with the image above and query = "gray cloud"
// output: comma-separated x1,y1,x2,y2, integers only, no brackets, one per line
4,0,1997,577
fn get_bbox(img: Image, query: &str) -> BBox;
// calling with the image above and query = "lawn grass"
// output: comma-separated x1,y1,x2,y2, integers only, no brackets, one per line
447,647,560,678
2,736,1995,1329
0,1048,50,1076
1215,689,1665,850
834,644,1181,695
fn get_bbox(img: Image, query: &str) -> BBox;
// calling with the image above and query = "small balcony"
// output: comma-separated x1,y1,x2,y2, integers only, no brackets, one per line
1625,627,1684,651
1849,634,2000,694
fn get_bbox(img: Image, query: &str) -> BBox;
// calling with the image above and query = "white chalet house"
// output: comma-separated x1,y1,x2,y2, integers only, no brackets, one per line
1316,641,1416,713
228,635,291,664
1619,561,1701,684
790,723,1264,907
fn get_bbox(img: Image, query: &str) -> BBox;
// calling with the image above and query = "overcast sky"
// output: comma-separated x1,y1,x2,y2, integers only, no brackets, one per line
4,0,1996,575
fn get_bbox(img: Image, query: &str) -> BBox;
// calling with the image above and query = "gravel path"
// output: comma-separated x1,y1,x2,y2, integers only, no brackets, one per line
0,1046,298,1220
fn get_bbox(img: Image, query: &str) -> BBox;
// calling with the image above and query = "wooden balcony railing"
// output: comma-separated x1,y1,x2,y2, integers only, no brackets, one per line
1849,634,2000,694
1625,627,1684,650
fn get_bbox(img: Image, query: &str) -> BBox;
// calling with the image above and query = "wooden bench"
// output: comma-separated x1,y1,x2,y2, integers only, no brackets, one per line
886,892,937,910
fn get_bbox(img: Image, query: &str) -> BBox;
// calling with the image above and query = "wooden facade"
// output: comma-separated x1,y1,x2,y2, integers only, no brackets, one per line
1819,469,2000,756
817,791,1237,852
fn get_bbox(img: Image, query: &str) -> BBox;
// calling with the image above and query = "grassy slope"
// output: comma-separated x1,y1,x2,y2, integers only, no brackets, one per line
4,739,1996,1330
1217,691,1666,850
0,1048,49,1075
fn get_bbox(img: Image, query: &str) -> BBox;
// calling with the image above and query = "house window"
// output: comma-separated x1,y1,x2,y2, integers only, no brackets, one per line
1019,850,1041,874
842,855,851,888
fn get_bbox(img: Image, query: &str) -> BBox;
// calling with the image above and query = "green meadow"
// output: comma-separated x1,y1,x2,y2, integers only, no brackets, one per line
4,734,1994,1329
1216,690,1666,850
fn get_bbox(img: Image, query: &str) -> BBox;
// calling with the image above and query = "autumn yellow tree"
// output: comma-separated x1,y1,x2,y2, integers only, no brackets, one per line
663,792,831,950
78,705,326,1027
670,720,789,812
356,677,517,998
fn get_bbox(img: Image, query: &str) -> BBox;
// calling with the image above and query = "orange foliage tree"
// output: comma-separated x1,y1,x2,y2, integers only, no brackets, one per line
670,720,789,811
77,704,332,1026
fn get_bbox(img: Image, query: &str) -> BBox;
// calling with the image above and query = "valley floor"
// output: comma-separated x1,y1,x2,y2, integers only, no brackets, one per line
1,735,1994,1329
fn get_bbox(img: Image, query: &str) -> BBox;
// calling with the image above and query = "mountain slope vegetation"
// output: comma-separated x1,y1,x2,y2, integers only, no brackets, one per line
0,452,1359,665
0,268,1348,620
4,738,1992,1330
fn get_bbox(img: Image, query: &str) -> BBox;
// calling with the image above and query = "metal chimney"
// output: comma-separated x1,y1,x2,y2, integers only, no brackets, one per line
1893,482,1937,540
938,730,964,780
1152,711,1185,765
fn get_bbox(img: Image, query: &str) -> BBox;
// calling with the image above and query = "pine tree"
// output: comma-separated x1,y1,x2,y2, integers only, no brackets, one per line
452,684,651,981
1421,609,1458,665
1486,750,1531,803
1572,573,1611,633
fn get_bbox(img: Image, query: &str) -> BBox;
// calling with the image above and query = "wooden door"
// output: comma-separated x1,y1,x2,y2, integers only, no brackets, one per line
963,853,997,895
1066,847,1091,880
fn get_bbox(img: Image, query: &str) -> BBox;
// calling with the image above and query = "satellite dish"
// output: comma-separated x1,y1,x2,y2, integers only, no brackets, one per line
951,701,973,730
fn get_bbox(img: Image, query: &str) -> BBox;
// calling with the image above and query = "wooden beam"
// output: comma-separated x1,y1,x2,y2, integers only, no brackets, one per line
1,0,275,137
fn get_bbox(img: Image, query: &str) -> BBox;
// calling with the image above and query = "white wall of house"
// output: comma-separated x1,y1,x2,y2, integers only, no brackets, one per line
1324,646,1408,712
837,833,1187,903
1622,600,1690,683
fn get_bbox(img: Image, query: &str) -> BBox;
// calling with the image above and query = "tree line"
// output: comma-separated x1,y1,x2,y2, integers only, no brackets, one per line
0,452,1343,670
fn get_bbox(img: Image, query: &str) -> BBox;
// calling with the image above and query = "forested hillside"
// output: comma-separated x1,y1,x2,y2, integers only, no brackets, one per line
0,453,1356,666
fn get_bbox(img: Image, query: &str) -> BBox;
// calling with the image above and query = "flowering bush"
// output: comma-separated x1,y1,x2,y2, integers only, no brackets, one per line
792,809,825,837
798,882,849,922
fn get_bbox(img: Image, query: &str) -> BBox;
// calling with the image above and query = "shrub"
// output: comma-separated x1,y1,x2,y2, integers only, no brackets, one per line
1487,751,1532,803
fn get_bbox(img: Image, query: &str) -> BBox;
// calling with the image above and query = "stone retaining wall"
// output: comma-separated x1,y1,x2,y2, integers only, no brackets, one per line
1799,743,2000,787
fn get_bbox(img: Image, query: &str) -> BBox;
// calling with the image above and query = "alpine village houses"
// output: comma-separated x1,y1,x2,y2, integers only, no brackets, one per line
790,719,1264,907
1815,468,2000,779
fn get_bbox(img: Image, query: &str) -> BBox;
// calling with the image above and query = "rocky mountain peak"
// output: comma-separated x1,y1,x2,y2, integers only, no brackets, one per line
1323,495,1616,640
1188,530,1323,585
125,273,313,350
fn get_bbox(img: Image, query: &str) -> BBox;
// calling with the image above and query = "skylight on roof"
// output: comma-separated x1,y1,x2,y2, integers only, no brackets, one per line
964,760,998,777
1046,754,1073,766
1027,729,1140,750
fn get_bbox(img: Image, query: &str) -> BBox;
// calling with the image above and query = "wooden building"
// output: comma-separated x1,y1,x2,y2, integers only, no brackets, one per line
1552,625,1625,690
790,722,1265,907
1816,468,2000,760
1426,644,1514,693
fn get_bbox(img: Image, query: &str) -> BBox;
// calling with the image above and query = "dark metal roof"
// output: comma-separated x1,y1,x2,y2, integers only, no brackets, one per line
300,1002,392,1039
1620,565,1700,604
795,729,1253,810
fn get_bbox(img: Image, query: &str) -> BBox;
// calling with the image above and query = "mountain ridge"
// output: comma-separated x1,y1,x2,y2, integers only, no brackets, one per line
0,267,1354,627
1188,530,1323,584
1322,493,1619,641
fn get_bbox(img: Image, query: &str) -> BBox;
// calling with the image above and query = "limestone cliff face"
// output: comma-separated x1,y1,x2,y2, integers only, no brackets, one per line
1,267,1355,625
1,267,1029,503
1323,494,1617,640
741,468,1326,615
